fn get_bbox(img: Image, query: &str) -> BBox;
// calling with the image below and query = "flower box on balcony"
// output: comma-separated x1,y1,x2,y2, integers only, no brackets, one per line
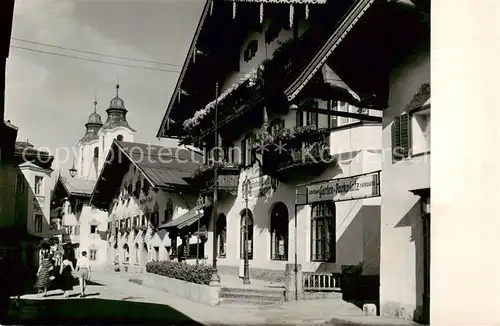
189,162,240,187
139,225,148,232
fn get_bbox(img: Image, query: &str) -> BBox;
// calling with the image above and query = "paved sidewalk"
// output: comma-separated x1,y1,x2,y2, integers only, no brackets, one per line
92,271,266,325
95,271,418,325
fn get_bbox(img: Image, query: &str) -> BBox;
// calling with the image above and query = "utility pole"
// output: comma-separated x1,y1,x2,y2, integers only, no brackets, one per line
209,82,220,286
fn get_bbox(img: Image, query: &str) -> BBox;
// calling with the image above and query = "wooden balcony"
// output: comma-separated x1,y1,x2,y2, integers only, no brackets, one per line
186,162,240,195
261,140,335,183
255,126,335,182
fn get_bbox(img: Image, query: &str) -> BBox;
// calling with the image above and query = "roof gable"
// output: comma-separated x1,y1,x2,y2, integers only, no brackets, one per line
59,176,96,197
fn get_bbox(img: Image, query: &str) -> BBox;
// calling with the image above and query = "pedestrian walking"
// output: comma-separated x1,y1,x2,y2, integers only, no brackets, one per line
35,253,54,297
59,254,75,298
75,251,91,298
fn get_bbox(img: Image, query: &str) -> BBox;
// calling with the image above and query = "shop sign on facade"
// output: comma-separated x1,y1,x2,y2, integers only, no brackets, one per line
296,171,381,205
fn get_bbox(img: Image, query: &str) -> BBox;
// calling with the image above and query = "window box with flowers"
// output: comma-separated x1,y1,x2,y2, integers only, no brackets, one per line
132,225,139,234
188,161,241,190
120,227,131,234
139,225,148,233
180,37,318,146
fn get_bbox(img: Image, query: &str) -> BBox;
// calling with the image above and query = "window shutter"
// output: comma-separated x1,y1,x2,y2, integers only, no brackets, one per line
241,139,246,165
391,116,402,162
400,113,410,158
392,114,410,161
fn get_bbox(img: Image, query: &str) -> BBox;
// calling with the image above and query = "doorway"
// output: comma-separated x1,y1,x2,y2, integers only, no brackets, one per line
422,213,430,325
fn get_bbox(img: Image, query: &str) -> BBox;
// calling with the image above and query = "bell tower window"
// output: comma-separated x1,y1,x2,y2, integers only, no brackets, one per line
93,147,99,159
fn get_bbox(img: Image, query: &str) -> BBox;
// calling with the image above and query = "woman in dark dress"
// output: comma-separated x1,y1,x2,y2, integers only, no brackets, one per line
35,253,53,297
59,254,75,298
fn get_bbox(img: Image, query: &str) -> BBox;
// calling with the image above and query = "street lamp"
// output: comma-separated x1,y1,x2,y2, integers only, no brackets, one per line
209,82,221,286
195,202,204,266
69,159,77,178
242,175,251,285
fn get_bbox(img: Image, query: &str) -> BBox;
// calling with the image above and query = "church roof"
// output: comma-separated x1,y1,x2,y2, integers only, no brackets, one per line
101,84,136,132
79,100,103,145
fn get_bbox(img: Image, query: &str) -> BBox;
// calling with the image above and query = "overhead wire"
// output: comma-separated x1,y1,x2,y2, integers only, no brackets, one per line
11,37,182,67
9,38,251,77
10,45,181,73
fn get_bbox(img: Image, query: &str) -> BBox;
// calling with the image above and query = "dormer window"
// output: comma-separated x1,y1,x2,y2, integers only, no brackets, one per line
243,40,258,62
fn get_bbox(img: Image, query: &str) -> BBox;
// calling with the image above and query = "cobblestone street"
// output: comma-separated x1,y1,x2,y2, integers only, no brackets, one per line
6,270,418,325
8,270,413,325
6,279,202,325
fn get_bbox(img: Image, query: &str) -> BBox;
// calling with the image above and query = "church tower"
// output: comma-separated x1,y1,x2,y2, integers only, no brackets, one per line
97,84,136,174
76,100,103,180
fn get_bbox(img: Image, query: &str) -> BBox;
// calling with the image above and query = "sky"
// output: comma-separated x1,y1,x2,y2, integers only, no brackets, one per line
5,0,204,176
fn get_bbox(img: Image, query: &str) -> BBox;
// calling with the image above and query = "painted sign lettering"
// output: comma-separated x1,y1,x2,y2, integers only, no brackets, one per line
297,171,380,205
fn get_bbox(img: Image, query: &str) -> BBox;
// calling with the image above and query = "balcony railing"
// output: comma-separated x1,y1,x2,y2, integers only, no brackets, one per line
183,31,324,144
187,162,240,194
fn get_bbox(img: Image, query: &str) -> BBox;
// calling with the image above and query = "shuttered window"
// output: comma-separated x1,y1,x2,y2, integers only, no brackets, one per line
391,113,411,162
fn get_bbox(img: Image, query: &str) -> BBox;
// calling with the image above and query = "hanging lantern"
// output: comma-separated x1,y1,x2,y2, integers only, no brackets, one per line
305,4,309,20
259,3,264,24
289,4,295,29
232,1,237,19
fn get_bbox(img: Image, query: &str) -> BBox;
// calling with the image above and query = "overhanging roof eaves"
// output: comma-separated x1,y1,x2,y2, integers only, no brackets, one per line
285,0,376,101
156,0,213,139
159,205,204,230
90,141,127,207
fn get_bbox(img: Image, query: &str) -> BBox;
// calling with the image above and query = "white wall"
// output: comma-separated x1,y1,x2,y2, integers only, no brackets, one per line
379,46,430,321
77,139,99,181
108,162,196,270
204,148,381,277
221,20,309,93
97,127,135,174
79,205,108,268
196,18,383,279
76,126,135,182
20,164,53,237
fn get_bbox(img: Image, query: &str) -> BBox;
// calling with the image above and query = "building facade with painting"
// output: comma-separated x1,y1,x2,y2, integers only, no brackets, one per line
156,0,384,292
90,141,201,273
0,136,55,269
50,84,136,269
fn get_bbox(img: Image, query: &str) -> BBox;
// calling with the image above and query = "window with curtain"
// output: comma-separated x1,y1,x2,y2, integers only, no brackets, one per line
241,133,255,166
329,100,338,128
240,209,254,260
310,203,336,262
217,214,227,258
164,199,174,223
270,202,289,261
135,243,139,264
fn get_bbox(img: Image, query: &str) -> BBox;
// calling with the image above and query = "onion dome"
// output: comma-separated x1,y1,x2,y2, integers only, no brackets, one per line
78,100,102,144
101,84,136,132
